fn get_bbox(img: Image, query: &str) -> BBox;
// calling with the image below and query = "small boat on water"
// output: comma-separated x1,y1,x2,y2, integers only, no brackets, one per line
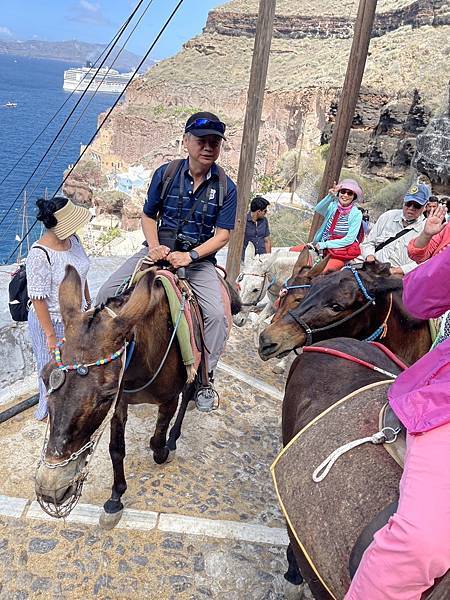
2,102,17,108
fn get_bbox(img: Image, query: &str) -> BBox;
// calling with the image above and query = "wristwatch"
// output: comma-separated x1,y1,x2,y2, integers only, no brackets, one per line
188,249,199,263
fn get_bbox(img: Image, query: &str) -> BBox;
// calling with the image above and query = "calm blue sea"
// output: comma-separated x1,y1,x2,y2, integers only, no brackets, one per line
0,55,119,263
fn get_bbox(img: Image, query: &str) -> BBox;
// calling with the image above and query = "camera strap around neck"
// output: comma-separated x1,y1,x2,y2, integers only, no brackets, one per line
176,176,213,236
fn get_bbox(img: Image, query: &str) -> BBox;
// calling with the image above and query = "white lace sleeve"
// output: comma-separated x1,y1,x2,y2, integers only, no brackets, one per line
27,248,51,299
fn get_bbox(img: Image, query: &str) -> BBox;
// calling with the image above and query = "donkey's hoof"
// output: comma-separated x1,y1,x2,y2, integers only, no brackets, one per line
272,363,286,374
284,580,305,600
153,446,170,464
99,508,123,530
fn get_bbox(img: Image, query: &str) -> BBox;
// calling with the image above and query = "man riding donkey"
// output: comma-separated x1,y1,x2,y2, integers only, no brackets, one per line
360,183,430,275
96,111,237,412
346,205,450,599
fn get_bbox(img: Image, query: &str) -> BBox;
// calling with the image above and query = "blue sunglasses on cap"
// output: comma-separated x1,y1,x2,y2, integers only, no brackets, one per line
185,118,226,135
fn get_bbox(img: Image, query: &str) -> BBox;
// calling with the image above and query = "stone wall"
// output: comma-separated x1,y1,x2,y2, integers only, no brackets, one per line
205,0,449,40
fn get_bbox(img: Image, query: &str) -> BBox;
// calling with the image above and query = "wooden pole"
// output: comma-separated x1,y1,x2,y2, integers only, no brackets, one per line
226,0,277,283
308,0,377,241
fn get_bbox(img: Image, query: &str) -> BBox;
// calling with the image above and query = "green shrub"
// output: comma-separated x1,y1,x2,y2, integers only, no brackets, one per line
269,207,311,247
370,176,412,217
97,227,122,246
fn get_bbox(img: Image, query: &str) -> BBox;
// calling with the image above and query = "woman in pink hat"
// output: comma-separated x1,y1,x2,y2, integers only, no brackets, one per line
310,179,364,271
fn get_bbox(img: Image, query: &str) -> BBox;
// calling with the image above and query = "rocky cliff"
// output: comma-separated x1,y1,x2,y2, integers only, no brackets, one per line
74,0,450,209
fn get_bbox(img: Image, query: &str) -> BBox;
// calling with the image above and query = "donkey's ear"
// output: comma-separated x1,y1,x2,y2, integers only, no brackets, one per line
372,275,403,295
116,270,155,328
362,260,391,276
59,265,83,329
244,242,256,263
308,255,330,277
291,246,311,276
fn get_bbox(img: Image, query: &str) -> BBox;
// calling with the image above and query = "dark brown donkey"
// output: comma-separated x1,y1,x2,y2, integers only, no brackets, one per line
259,261,432,366
35,265,240,527
281,338,449,599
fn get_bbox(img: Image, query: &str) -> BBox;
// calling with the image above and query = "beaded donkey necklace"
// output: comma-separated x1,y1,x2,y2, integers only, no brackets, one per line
53,338,127,375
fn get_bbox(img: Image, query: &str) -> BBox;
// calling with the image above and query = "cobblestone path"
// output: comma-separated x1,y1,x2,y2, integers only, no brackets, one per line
0,324,309,599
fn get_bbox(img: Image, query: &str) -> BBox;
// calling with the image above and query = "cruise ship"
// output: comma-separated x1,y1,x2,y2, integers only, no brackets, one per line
63,63,136,93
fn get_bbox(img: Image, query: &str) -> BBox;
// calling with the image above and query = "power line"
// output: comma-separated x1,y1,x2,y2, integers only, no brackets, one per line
0,0,148,230
1,0,156,243
6,0,186,264
0,10,139,190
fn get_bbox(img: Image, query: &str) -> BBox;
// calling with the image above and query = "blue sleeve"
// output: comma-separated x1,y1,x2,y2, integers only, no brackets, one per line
314,194,337,216
216,177,237,230
143,165,166,219
264,217,270,237
318,208,363,250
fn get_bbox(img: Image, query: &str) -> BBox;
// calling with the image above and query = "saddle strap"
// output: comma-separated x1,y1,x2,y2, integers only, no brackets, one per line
190,298,210,387
379,402,406,468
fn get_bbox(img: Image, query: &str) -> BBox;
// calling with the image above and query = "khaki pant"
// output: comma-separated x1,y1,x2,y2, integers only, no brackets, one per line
96,247,228,371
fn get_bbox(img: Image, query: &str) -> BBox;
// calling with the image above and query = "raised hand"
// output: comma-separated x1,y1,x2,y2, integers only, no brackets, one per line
329,180,339,196
424,204,447,238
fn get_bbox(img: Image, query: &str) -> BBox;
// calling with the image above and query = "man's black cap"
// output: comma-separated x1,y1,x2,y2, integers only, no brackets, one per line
185,111,227,140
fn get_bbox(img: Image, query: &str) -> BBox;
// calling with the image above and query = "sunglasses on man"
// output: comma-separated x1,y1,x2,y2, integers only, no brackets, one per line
404,201,423,209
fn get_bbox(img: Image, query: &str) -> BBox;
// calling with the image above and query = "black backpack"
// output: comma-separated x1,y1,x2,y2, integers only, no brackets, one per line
8,246,50,322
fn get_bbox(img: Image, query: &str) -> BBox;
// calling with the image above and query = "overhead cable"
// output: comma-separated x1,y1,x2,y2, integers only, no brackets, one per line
0,0,148,230
6,0,186,263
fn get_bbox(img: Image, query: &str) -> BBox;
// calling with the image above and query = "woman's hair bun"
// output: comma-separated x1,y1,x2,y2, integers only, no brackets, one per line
35,197,68,229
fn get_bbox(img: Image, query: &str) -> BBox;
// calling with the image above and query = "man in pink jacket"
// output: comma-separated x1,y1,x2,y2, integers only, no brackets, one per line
346,242,450,599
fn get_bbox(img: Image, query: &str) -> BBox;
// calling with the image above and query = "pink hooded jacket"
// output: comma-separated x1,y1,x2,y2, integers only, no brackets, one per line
388,246,450,433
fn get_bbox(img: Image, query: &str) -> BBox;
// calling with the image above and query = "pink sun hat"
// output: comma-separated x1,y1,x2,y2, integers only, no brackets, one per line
337,179,364,202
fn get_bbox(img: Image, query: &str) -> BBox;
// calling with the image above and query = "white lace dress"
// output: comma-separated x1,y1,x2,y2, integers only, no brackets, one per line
26,236,90,419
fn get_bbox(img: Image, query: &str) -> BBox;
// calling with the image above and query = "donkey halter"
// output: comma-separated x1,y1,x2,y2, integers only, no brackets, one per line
287,266,391,347
238,271,276,307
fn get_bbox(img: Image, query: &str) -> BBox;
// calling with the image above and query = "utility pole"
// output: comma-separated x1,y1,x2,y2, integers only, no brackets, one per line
308,0,378,241
226,0,277,283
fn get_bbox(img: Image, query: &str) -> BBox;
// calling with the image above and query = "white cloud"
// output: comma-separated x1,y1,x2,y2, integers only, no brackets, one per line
0,26,12,37
80,0,98,13
68,1,112,26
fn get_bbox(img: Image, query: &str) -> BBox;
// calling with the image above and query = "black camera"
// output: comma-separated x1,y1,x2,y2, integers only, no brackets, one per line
175,233,197,252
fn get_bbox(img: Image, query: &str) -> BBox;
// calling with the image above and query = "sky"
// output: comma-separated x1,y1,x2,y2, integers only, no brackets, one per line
0,0,227,60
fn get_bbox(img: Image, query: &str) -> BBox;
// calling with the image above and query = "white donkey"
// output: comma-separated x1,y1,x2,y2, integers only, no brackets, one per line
233,244,298,327
233,244,301,373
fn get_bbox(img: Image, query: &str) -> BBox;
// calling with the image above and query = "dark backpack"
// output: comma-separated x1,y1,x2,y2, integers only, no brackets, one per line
159,158,228,208
8,246,50,322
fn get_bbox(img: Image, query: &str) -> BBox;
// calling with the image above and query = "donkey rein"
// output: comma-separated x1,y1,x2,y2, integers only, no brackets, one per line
123,292,186,393
289,299,375,346
302,346,399,379
312,425,401,482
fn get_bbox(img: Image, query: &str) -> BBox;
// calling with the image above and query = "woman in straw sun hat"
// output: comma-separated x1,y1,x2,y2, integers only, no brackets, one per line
26,197,91,421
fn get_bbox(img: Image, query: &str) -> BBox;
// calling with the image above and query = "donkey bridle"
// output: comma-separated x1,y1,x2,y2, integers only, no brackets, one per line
239,271,276,307
287,266,378,347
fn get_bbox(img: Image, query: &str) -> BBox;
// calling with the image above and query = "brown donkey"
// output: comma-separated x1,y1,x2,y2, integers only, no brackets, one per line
35,265,240,527
260,261,432,366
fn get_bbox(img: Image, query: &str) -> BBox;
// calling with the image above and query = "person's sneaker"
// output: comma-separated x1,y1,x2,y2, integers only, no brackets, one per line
195,386,217,412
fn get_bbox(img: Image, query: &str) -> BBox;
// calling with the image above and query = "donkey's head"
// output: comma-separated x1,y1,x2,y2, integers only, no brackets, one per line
272,249,329,324
233,245,282,326
259,260,401,360
35,265,161,513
